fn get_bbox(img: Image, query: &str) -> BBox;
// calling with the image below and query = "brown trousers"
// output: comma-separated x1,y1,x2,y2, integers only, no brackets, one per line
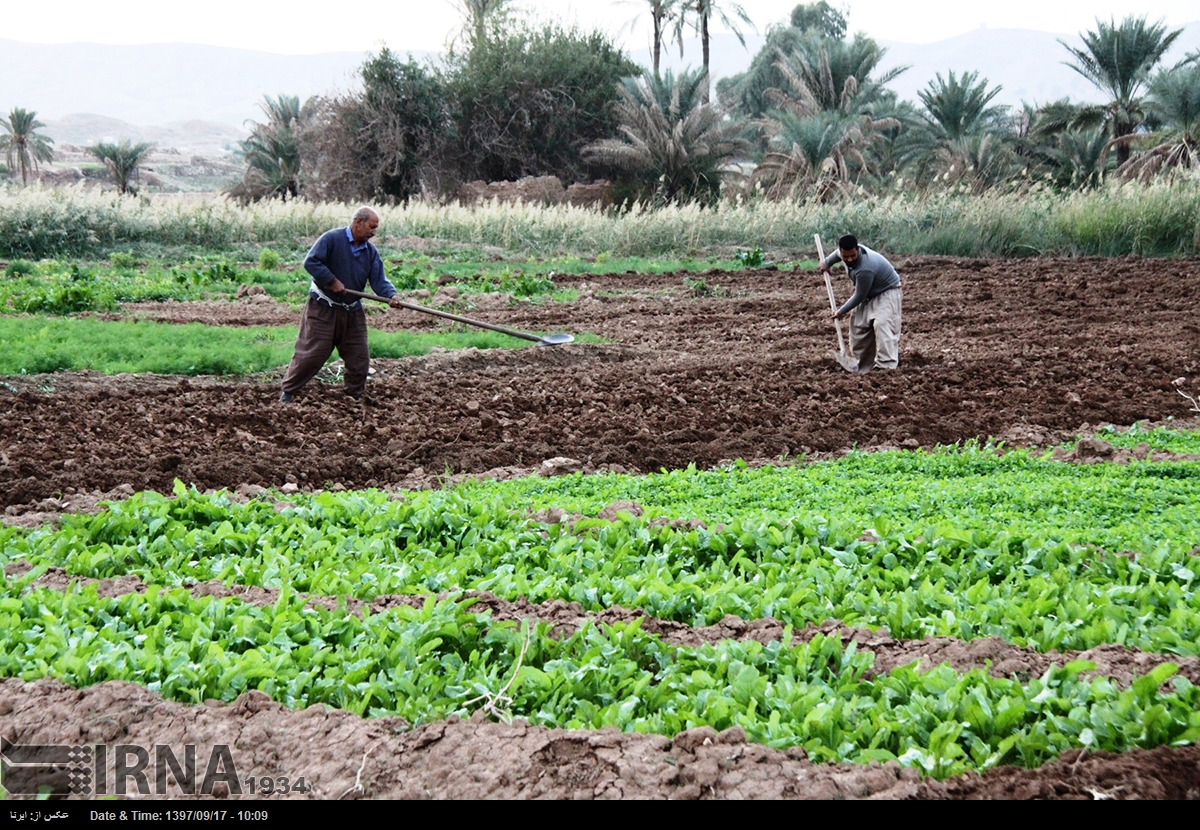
848,287,902,371
280,299,370,398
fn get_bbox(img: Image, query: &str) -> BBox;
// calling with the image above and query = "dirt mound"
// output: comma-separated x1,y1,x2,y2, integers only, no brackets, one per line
1051,436,1200,464
456,176,612,209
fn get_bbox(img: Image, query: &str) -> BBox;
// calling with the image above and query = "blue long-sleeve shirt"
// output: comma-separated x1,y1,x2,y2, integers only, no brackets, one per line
303,227,398,308
822,244,901,316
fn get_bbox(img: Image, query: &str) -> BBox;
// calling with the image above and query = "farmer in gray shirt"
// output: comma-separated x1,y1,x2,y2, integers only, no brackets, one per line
818,234,902,371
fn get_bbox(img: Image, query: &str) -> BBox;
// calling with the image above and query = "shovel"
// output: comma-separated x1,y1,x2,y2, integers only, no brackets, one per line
339,288,574,346
813,234,859,372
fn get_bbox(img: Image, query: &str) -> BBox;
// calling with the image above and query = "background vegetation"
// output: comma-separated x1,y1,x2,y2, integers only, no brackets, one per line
3,4,1198,260
1,180,1196,260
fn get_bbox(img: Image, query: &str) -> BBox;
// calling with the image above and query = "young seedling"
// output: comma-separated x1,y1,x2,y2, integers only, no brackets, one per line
461,630,531,725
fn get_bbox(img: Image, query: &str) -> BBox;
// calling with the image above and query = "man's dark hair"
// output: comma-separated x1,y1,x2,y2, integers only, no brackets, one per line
838,234,858,251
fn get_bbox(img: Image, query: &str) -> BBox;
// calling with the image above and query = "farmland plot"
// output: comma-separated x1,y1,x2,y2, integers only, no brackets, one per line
1,255,1199,799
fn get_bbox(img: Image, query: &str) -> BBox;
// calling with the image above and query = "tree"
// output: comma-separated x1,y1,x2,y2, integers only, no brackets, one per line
674,0,757,103
300,50,448,203
0,108,54,186
790,1,846,40
446,22,638,184
719,24,807,119
719,6,866,121
1116,61,1200,181
773,33,905,114
930,133,1019,193
1059,15,1183,165
90,139,155,195
1021,100,1114,189
753,58,898,202
917,71,1007,142
622,0,681,78
862,97,928,180
231,94,312,202
583,69,751,204
453,0,514,48
1049,126,1112,189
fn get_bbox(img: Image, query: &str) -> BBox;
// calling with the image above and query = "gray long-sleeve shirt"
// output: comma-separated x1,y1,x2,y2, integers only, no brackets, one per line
822,244,901,316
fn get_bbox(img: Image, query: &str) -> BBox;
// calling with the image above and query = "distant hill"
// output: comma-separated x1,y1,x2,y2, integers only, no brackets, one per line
41,114,247,156
2,24,1198,153
0,39,419,126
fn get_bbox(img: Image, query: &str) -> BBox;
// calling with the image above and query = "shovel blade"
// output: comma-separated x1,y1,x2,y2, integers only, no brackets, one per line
829,351,859,372
537,333,575,346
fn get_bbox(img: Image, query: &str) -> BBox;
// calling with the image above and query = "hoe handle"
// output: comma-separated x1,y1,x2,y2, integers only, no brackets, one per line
339,288,544,343
814,235,847,355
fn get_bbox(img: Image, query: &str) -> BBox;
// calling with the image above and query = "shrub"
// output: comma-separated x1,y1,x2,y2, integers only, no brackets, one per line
5,259,34,277
109,251,137,269
258,248,282,270
445,21,638,185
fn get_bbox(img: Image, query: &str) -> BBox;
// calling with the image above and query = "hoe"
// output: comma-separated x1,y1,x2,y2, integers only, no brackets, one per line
813,234,859,372
340,288,574,346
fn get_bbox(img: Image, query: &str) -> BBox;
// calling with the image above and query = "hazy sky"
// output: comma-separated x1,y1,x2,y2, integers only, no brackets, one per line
3,1,1198,54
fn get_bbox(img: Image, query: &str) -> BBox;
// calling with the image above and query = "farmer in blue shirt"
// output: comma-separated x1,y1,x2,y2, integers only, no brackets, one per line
279,207,402,403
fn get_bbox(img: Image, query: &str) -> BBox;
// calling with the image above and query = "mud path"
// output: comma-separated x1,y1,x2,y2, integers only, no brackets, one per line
0,257,1197,507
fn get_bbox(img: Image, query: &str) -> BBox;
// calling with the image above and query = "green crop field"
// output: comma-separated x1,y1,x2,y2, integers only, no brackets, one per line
4,438,1199,780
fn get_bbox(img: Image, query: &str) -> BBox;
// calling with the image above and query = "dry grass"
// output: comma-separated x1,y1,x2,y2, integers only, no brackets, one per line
1,176,1198,259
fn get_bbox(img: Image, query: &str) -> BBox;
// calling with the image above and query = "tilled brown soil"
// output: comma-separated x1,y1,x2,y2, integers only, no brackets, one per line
3,255,1200,799
1,256,1198,508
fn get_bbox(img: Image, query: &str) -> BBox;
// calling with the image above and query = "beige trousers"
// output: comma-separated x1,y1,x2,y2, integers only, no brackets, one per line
848,287,902,371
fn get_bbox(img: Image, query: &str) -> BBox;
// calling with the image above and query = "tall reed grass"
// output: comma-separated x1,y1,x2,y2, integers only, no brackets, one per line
1,180,1197,259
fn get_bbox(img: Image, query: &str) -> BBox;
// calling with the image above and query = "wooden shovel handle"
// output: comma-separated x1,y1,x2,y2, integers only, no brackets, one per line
814,234,847,355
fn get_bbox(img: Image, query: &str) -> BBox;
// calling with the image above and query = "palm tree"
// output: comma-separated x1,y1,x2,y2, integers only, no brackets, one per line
90,140,155,195
453,0,513,48
674,0,756,102
1051,127,1112,188
1115,61,1200,181
774,33,906,114
864,97,928,180
0,108,55,186
918,71,1007,141
1017,100,1114,190
931,133,1019,193
583,69,750,204
621,0,681,78
754,60,899,201
1059,15,1183,165
233,94,310,202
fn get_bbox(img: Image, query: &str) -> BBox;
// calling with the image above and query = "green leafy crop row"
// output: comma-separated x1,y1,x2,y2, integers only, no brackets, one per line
0,259,298,314
3,575,1197,778
4,440,1198,654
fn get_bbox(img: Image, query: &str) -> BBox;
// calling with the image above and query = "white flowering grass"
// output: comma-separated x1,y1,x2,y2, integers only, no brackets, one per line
1,179,1197,259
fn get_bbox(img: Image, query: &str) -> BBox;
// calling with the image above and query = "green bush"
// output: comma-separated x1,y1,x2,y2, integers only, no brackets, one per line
258,247,282,270
445,21,638,184
109,251,138,269
4,259,34,277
